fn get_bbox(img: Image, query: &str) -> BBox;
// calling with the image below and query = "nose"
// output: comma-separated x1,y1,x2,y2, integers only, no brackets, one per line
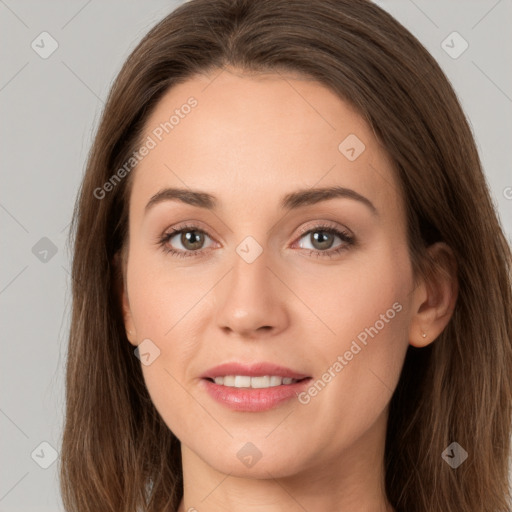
215,248,289,339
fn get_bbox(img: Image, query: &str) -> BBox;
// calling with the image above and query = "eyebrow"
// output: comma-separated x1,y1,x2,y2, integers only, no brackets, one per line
144,185,377,215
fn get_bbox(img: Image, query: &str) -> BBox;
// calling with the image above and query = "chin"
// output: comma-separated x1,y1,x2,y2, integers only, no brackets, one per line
207,454,304,479
188,435,310,479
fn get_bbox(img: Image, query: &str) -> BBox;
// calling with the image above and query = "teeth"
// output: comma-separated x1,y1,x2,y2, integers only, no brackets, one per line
211,375,300,388
251,376,271,388
223,376,235,386
269,375,281,386
234,375,251,388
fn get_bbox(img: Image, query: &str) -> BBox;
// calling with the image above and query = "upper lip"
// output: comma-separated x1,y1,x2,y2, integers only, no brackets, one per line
200,362,310,380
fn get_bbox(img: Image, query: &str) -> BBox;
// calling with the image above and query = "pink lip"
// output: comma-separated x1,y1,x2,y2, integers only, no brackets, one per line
200,362,311,412
200,362,310,380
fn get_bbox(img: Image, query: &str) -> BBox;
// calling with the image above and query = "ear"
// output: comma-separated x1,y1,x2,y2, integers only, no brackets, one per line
408,242,458,347
113,250,138,346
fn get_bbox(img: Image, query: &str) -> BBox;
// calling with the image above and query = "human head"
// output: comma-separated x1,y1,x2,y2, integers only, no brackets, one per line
60,1,512,511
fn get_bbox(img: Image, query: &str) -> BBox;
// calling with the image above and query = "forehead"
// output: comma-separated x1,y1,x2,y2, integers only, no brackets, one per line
129,69,402,220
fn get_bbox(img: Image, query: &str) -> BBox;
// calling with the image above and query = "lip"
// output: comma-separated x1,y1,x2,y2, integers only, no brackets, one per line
200,362,310,380
200,362,312,412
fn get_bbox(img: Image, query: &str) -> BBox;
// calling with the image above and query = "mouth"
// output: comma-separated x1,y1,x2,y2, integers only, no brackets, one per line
204,375,309,388
200,362,312,411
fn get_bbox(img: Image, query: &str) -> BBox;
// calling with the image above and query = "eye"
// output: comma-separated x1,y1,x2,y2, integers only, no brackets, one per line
157,225,215,258
294,224,354,258
156,222,355,259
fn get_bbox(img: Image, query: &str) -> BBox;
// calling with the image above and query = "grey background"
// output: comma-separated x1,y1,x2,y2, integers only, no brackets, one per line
1,1,511,510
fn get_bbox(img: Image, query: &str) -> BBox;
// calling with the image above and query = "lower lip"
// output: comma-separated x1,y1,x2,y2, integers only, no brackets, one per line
201,378,312,412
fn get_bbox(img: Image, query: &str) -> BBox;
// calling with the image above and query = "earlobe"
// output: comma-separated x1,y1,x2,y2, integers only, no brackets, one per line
113,251,138,346
408,242,458,348
122,289,138,346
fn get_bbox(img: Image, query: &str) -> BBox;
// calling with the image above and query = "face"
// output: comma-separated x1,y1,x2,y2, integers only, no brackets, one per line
121,68,417,479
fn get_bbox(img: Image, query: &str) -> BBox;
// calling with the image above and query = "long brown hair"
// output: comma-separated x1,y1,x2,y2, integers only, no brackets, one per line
60,1,512,510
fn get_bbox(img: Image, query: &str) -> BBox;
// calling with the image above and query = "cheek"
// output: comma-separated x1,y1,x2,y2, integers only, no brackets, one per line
126,246,209,353
304,237,412,356
301,308,408,460
125,253,214,430
293,243,412,447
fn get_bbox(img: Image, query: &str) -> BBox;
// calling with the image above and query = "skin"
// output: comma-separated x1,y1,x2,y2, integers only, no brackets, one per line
120,67,457,512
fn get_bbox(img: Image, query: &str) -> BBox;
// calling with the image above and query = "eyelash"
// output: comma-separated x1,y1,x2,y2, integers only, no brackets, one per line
156,222,355,259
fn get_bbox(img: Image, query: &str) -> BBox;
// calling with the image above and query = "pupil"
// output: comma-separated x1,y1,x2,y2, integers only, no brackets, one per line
312,231,333,250
179,230,334,251
182,231,203,250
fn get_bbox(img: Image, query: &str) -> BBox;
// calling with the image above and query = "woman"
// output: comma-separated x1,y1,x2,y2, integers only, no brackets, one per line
60,0,512,511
